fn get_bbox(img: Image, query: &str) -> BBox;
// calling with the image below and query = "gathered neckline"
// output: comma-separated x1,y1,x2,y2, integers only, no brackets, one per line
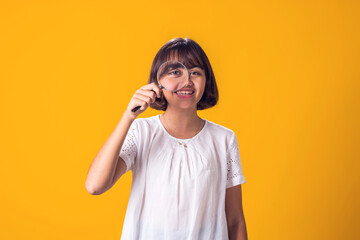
156,114,208,142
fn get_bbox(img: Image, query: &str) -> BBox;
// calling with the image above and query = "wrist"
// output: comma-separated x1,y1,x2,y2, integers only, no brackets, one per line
122,110,136,123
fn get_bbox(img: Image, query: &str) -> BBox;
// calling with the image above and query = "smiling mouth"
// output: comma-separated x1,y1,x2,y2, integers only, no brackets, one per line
175,90,195,95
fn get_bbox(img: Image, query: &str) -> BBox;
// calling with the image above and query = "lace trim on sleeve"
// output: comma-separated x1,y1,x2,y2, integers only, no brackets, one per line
119,123,137,172
226,135,246,188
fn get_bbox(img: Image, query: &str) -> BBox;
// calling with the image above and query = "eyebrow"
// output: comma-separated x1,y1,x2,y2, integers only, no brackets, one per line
188,65,203,69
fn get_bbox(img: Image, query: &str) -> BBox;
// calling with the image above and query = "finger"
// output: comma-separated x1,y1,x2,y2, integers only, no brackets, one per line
140,83,161,98
152,82,162,98
132,97,149,111
130,98,144,112
136,89,156,103
139,83,160,98
134,92,153,105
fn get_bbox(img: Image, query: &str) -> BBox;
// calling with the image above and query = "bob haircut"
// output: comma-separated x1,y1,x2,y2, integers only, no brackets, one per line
148,37,218,111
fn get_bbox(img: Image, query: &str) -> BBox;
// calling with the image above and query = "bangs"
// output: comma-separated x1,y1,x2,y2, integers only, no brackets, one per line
163,47,205,70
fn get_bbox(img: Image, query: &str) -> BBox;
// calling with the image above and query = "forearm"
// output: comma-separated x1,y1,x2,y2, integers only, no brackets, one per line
228,218,248,240
85,111,135,195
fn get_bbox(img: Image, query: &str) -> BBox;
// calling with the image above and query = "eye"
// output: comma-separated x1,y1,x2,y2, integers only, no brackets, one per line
190,71,201,75
169,70,181,75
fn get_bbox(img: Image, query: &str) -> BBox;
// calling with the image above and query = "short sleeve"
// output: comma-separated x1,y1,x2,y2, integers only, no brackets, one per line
226,132,246,188
119,120,139,173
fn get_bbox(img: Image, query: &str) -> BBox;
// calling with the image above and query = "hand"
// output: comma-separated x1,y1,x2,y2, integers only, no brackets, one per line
125,82,162,119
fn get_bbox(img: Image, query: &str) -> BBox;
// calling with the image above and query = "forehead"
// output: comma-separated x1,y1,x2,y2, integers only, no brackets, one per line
164,50,204,69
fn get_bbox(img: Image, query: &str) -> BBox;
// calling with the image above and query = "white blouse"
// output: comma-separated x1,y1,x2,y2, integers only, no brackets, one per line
119,114,246,240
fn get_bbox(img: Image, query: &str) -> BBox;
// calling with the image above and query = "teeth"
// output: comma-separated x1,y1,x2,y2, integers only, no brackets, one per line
176,91,194,95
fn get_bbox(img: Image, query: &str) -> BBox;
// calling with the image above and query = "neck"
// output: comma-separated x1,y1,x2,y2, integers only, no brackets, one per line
161,105,203,136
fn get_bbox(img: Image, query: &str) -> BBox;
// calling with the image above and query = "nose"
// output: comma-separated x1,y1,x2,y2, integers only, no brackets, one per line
186,72,195,86
185,77,194,87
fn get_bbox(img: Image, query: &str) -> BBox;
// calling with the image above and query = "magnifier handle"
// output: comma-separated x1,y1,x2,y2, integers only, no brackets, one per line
131,106,141,112
131,89,157,112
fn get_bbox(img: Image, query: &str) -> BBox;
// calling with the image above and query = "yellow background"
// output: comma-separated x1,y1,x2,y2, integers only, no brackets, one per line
1,0,359,239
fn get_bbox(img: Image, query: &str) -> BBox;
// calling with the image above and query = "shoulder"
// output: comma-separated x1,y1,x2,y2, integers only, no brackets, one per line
204,119,236,140
133,115,158,126
131,115,160,135
199,119,239,154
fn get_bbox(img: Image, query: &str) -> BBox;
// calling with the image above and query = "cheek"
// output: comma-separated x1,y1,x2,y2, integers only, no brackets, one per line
163,91,172,100
197,79,206,94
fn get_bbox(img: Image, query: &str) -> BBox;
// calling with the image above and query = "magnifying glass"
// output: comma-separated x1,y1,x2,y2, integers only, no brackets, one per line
132,60,189,112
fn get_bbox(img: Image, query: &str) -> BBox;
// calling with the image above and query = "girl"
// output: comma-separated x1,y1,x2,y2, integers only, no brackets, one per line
85,37,248,240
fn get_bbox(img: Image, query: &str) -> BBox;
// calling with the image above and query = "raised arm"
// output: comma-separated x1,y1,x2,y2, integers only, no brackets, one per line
85,82,161,195
85,112,134,195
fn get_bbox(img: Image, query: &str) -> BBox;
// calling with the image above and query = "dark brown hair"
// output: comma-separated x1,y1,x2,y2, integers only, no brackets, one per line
148,37,218,111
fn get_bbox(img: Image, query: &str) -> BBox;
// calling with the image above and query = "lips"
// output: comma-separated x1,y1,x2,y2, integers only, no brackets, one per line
174,88,195,99
176,91,194,95
175,88,195,95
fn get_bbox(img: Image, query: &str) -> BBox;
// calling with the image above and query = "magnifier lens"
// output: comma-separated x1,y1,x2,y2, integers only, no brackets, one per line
157,61,188,92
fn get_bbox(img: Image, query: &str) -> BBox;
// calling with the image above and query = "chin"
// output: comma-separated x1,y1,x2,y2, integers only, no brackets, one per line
176,102,199,110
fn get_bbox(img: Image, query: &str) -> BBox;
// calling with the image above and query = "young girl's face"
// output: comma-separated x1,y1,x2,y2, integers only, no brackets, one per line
162,55,206,111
